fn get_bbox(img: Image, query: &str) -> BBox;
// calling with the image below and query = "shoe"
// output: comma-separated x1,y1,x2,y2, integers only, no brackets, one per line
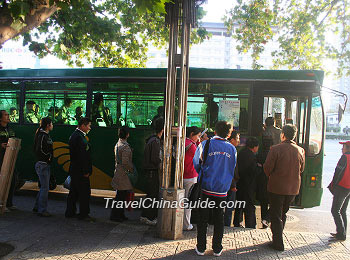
8,205,17,210
268,242,284,251
32,208,38,213
213,249,223,257
110,217,124,222
329,235,346,241
185,226,196,231
65,213,78,218
140,217,148,224
145,218,157,226
78,215,96,222
38,212,51,217
140,217,157,226
330,232,337,237
262,220,269,229
4,207,10,213
195,246,205,256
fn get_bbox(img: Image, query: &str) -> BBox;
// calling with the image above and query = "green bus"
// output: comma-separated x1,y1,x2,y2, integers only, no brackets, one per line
0,68,324,208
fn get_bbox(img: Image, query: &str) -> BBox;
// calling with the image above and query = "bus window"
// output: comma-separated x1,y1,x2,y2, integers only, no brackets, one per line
309,96,323,155
188,83,250,132
187,95,206,128
24,82,87,125
0,82,20,123
126,95,163,127
263,97,286,129
92,82,164,127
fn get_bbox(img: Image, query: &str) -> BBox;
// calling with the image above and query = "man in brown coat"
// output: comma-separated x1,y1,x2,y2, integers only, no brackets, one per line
263,124,305,251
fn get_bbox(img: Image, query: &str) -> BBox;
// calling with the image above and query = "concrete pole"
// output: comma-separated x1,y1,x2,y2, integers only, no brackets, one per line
158,0,192,240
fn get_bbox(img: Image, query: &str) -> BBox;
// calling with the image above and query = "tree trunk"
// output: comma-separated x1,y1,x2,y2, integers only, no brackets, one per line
0,1,58,46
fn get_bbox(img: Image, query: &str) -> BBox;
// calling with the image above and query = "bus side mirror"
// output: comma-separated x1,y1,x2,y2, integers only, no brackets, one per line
338,104,345,123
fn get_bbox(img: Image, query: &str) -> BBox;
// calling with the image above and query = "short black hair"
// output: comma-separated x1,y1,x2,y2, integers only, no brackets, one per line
10,107,17,113
229,130,240,141
265,117,275,127
154,117,164,134
26,100,36,105
246,137,259,149
78,117,92,127
0,110,6,119
215,121,232,138
64,98,72,106
118,126,130,139
75,106,83,113
282,124,297,140
186,126,201,138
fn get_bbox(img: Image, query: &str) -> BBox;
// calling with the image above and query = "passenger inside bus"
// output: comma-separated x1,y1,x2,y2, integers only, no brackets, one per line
35,105,42,121
9,107,18,123
92,93,113,127
48,106,59,123
25,101,39,124
151,106,164,128
205,95,218,130
74,106,84,123
57,98,72,124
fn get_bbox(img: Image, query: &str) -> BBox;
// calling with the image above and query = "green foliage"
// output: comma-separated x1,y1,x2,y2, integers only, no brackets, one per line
225,0,350,76
1,0,208,67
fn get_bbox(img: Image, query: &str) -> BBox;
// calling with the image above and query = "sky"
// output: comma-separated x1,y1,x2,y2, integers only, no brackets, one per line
201,0,235,22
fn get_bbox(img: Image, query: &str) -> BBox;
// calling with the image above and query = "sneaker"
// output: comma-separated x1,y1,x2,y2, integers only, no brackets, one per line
79,215,96,222
38,212,51,217
4,207,11,213
184,226,196,231
213,249,223,257
8,205,17,210
262,220,269,229
195,246,205,256
145,218,157,226
140,217,148,224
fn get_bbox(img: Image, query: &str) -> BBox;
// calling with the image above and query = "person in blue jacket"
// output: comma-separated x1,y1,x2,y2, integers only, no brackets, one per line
193,121,237,257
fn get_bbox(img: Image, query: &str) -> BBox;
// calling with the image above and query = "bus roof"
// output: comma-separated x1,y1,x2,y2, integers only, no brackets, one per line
0,68,324,84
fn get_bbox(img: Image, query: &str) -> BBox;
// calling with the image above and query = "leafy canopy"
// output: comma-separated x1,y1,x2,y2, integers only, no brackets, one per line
225,0,350,76
0,0,208,67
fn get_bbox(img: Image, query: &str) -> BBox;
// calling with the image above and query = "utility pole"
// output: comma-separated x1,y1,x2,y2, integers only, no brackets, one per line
157,0,197,239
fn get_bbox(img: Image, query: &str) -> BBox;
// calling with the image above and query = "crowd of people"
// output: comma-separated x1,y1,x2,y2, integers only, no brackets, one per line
1,106,350,257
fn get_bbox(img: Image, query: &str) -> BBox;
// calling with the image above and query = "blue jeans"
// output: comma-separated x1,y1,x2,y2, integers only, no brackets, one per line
224,190,236,226
331,186,350,239
34,162,50,213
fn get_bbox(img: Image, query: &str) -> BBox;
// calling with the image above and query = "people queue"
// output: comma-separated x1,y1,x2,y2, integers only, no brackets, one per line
1,109,350,257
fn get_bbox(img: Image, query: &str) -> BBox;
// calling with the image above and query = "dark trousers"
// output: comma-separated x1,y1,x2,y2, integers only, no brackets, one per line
233,190,256,228
110,190,128,220
331,187,350,239
197,194,225,253
260,201,270,222
141,170,159,221
269,192,295,249
224,190,236,226
65,175,91,218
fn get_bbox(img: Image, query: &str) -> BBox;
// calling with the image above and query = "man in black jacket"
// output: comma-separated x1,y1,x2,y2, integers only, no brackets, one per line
233,137,259,228
140,117,164,225
65,118,93,221
329,141,350,241
0,110,16,211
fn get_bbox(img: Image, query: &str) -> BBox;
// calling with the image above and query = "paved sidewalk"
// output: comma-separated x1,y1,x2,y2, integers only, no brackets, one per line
1,193,350,259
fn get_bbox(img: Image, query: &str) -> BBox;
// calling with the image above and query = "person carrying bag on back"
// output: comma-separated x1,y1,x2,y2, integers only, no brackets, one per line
192,121,236,257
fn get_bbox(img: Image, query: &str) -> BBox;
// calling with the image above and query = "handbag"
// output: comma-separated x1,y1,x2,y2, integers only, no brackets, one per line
189,139,211,224
115,145,138,187
64,176,71,190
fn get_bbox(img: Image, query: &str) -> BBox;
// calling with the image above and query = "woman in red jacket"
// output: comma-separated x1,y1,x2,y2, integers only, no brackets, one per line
183,126,201,231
